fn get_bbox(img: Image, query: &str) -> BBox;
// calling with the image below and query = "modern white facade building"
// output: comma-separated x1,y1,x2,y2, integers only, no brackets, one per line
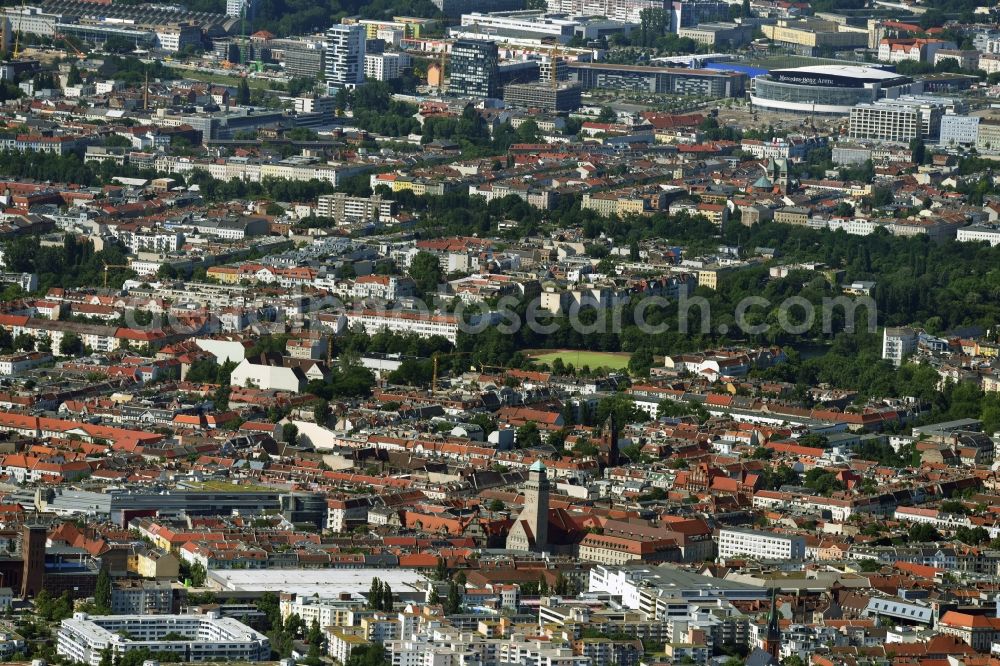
326,24,366,90
226,0,256,17
940,114,979,146
717,528,806,561
229,358,306,392
849,97,951,142
57,612,270,666
364,52,412,81
882,326,918,366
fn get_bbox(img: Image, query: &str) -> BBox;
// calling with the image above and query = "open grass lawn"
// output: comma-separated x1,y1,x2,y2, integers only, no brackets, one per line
529,349,632,370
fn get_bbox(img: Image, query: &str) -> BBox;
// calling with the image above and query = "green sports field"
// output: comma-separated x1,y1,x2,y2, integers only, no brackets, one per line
529,349,632,370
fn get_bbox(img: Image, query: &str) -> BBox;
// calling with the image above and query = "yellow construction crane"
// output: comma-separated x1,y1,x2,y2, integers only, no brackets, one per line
430,354,513,394
431,350,474,395
103,263,131,289
434,46,450,92
11,0,26,60
548,43,561,90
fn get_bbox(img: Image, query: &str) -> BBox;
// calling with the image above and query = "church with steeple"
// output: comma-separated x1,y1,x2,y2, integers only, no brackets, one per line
762,588,782,661
505,460,550,552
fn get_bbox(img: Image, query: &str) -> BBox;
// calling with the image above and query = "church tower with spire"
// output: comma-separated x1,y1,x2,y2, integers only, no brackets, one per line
505,460,550,552
762,588,781,662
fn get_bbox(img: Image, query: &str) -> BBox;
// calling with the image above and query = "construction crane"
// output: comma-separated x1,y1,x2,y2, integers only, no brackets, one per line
434,46,450,93
548,43,561,90
11,0,26,60
66,36,86,60
239,2,249,66
479,363,508,377
431,350,474,395
50,31,86,60
102,264,131,289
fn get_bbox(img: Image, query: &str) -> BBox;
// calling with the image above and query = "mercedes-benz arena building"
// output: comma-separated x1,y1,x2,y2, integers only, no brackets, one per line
750,65,918,115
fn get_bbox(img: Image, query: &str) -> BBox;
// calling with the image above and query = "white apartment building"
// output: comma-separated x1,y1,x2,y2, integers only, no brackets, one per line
58,612,270,666
744,136,822,161
329,629,369,664
0,351,51,376
0,628,24,660
291,95,337,115
316,192,395,225
1,6,59,36
326,24,366,90
352,275,415,301
458,12,576,39
342,310,479,344
545,0,667,24
940,114,979,146
115,229,185,254
226,0,256,17
110,580,173,615
717,528,806,561
740,139,794,161
893,506,975,531
154,156,363,188
155,23,201,52
877,38,954,63
153,156,366,186
0,318,135,354
364,51,412,81
849,97,949,142
327,497,374,531
388,631,589,666
539,285,622,314
260,162,356,185
376,27,405,46
981,53,1000,74
822,218,881,236
958,224,1000,247
882,326,917,366
281,594,368,629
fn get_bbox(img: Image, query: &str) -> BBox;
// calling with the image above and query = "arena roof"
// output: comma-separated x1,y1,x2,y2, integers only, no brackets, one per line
770,65,903,80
